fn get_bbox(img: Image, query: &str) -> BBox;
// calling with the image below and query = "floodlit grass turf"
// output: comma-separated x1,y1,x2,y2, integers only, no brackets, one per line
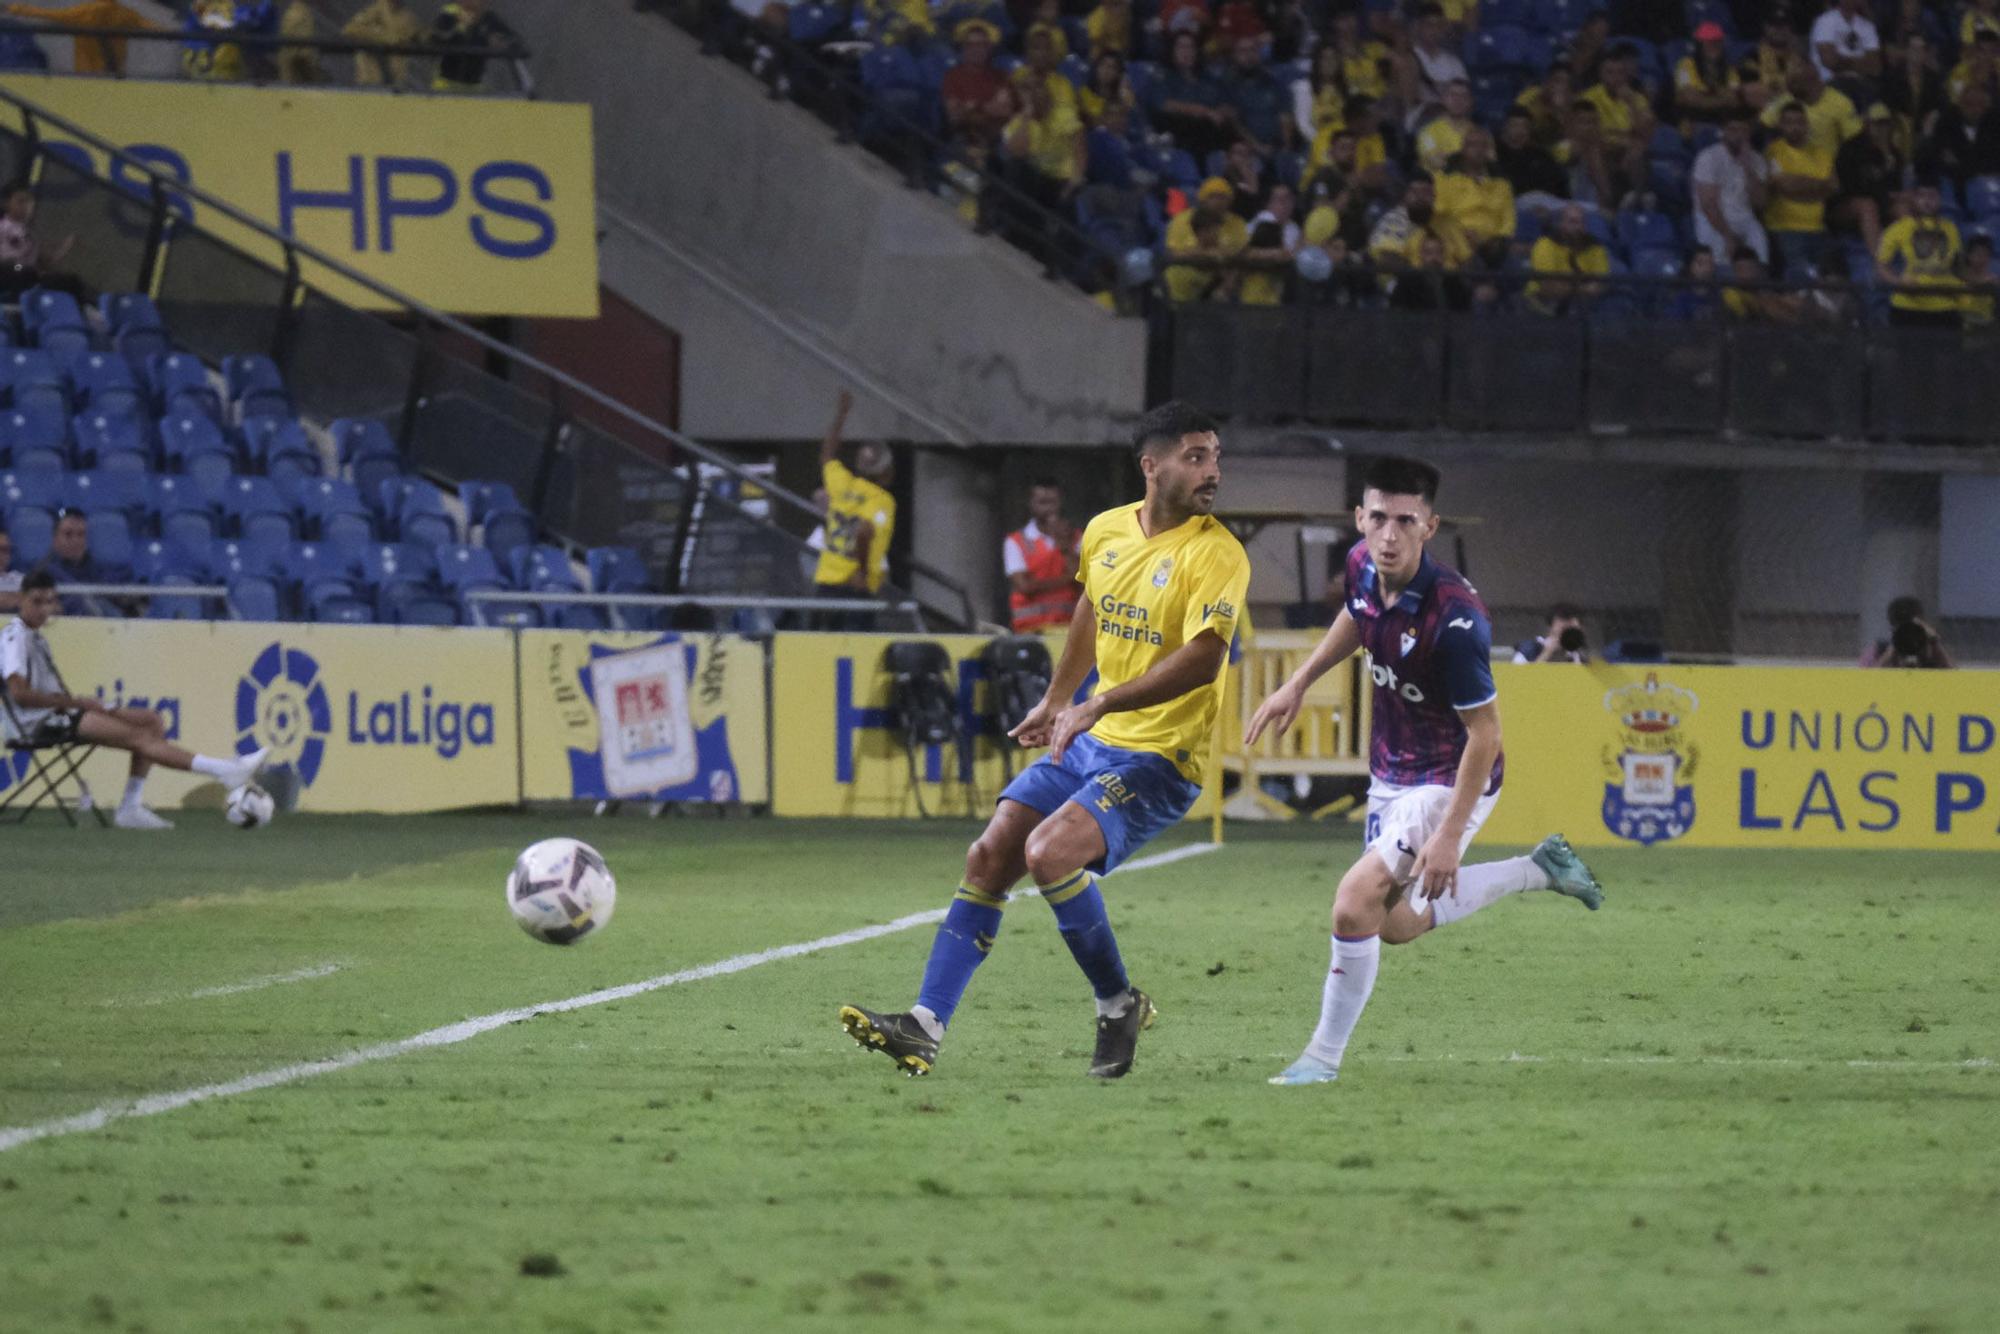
1,815,1996,1333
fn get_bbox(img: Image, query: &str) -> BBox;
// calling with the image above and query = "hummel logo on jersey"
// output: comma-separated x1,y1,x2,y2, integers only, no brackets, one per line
1399,631,1416,657
1370,662,1427,702
1447,617,1475,631
1100,549,1120,570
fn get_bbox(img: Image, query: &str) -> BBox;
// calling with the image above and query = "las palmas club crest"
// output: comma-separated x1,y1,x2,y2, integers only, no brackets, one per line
1600,674,1699,845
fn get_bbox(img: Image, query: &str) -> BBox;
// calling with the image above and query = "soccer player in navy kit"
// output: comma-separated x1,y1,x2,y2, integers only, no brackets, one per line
1247,457,1605,1086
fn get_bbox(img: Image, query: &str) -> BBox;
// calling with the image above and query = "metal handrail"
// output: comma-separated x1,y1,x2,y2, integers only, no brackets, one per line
0,79,981,629
54,583,226,597
464,590,918,613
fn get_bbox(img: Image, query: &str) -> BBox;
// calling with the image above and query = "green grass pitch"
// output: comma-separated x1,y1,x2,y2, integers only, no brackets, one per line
1,814,1996,1332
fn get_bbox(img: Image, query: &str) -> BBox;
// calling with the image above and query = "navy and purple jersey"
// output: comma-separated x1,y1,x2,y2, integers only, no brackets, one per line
1344,542,1504,792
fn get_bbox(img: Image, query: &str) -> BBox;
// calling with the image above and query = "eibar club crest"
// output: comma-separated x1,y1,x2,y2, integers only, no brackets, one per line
1600,673,1700,846
1399,631,1417,657
1152,556,1174,588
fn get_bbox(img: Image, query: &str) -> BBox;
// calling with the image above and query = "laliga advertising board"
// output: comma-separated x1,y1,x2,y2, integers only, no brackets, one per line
5,622,770,813
1480,664,2000,851
0,75,597,318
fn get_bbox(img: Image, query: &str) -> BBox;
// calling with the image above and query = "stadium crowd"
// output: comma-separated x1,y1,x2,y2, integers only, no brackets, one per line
735,0,2000,322
0,0,519,91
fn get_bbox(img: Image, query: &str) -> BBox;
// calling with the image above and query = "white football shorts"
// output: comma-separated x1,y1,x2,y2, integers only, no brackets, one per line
1363,779,1502,890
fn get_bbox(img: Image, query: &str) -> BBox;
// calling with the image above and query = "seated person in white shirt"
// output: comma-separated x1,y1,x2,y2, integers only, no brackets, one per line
2,570,268,829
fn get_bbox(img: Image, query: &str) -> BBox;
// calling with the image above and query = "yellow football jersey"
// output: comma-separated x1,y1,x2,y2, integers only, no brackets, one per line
1077,504,1250,781
813,459,896,593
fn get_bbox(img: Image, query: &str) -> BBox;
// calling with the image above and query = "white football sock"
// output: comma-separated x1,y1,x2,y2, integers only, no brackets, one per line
909,1005,944,1042
1095,989,1133,1019
191,754,237,780
1427,856,1552,928
120,777,145,813
1302,934,1380,1069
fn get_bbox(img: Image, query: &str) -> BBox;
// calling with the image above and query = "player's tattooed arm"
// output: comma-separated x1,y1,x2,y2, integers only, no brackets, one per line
1246,608,1361,743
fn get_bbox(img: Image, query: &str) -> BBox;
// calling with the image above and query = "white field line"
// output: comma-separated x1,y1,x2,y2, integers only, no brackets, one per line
1341,1052,1995,1072
102,962,346,1008
0,842,1223,1155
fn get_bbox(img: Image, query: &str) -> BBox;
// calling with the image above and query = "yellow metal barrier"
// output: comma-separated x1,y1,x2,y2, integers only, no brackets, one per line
1219,631,1370,820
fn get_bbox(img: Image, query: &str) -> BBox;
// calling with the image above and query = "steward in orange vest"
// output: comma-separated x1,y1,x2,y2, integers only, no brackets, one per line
1003,482,1081,632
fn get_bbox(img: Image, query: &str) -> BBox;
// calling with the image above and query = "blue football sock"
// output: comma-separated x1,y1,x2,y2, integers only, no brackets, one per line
914,883,1007,1029
1040,870,1129,1000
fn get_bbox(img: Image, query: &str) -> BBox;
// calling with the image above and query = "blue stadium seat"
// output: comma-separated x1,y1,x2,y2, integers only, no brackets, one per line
158,505,218,555
313,595,375,624
70,353,144,417
158,412,234,474
0,404,65,463
242,417,320,477
587,545,651,594
220,476,297,547
480,509,535,564
436,543,506,592
114,325,170,373
223,354,286,405
510,542,580,591
4,502,52,563
38,325,90,369
64,470,156,525
376,476,455,547
144,575,210,620
14,384,68,433
332,416,397,468
133,538,210,584
1968,174,2000,222
20,286,84,338
148,353,220,419
85,509,136,576
2,347,64,398
208,538,284,583
1616,209,1679,256
1,468,62,512
72,411,151,471
358,542,438,614
550,603,609,631
285,541,363,613
100,292,164,331
227,575,284,623
395,596,460,627
459,478,525,525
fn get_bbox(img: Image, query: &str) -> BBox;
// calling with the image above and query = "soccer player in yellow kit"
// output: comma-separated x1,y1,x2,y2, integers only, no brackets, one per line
841,402,1250,1079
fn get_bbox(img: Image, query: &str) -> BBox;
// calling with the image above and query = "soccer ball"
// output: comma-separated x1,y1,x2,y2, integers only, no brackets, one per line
224,783,276,829
507,838,617,945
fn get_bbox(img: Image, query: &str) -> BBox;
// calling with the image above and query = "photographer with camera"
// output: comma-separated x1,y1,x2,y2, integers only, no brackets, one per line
1512,603,1589,663
1862,596,1954,669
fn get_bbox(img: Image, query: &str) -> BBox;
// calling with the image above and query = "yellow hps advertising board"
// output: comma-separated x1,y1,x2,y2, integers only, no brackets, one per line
2,75,598,317
768,632,1221,821
1479,663,2000,850
2,623,768,813
24,619,518,813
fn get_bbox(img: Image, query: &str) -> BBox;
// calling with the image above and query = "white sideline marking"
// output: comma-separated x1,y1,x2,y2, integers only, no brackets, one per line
1359,1052,1995,1072
0,842,1223,1155
103,962,345,1008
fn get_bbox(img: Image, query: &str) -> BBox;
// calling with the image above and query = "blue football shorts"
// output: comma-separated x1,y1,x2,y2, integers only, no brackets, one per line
999,732,1202,873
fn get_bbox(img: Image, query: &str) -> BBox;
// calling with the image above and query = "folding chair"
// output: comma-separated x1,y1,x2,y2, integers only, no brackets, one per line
0,666,107,826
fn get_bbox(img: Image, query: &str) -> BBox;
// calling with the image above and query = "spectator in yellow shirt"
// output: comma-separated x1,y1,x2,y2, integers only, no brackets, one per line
1763,100,1839,270
343,0,422,88
1367,173,1473,272
1086,0,1132,58
1875,180,1964,325
1947,32,2000,107
1516,63,1576,151
1581,43,1655,192
1326,11,1390,100
1962,0,2000,48
1675,21,1747,128
1079,52,1137,126
1014,24,1079,119
813,392,898,624
1164,178,1251,303
1743,13,1804,110
1759,62,1862,154
1436,126,1516,264
1002,76,1086,205
1240,183,1301,305
1310,93,1388,187
1416,79,1475,175
1527,203,1610,313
